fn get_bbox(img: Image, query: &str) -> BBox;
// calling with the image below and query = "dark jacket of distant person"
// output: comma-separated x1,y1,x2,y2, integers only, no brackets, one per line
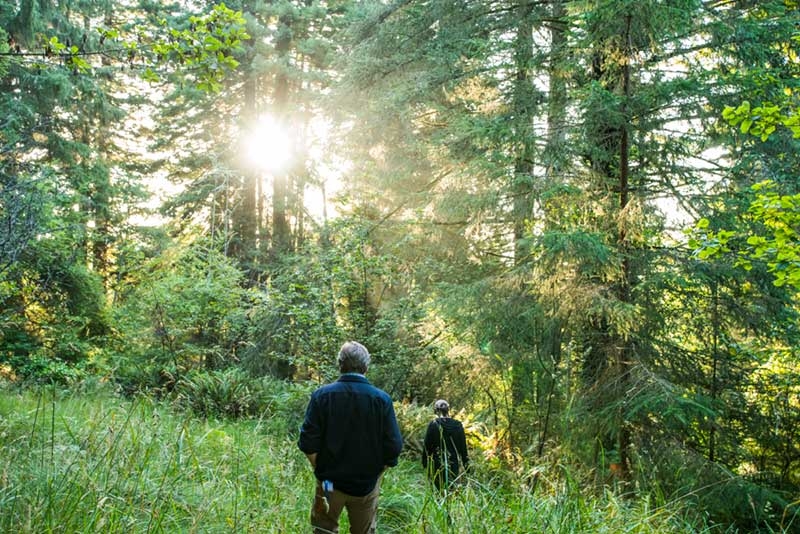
422,399,469,489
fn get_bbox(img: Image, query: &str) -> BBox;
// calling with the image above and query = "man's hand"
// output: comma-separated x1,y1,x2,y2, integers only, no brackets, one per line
305,452,317,468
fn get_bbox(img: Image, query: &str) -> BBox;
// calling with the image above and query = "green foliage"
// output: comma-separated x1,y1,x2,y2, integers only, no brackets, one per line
0,237,109,383
9,356,87,385
112,239,245,390
690,181,800,291
241,221,428,388
640,441,798,532
173,368,313,427
31,35,92,74
687,218,737,260
723,100,785,142
4,3,249,92
241,247,345,380
2,2,800,532
150,3,250,92
707,0,800,291
174,367,257,418
741,181,800,289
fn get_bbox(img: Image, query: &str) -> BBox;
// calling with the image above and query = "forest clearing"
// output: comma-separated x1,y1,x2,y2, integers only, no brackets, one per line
2,0,800,532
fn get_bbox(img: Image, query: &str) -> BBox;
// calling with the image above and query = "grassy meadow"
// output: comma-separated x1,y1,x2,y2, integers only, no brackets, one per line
0,385,720,533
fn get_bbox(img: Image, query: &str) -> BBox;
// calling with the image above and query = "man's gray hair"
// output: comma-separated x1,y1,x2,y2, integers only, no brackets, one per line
338,341,371,374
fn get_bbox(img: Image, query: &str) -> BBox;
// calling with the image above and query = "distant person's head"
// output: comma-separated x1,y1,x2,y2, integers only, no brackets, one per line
338,341,371,374
433,399,450,416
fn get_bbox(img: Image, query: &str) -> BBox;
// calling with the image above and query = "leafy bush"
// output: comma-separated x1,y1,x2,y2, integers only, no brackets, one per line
241,250,344,380
639,439,797,532
0,242,109,384
173,368,315,428
111,239,246,390
174,368,256,418
11,355,85,385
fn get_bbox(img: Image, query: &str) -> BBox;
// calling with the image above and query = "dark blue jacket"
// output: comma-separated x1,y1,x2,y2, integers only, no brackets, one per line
298,374,403,496
422,417,469,488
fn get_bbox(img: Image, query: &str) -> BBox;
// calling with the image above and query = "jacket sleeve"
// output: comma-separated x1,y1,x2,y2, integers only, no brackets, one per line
456,421,469,469
382,400,404,467
421,422,430,468
424,420,439,451
423,420,439,465
298,394,322,455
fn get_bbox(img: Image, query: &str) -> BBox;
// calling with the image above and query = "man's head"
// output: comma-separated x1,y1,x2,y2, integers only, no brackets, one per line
338,341,371,374
433,399,450,416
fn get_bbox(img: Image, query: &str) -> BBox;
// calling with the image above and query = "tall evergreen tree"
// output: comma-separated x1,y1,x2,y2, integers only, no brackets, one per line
681,0,800,501
153,1,344,276
0,0,123,371
333,1,799,501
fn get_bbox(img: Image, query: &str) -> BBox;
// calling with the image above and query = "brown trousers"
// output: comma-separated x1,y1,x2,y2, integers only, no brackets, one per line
310,478,381,534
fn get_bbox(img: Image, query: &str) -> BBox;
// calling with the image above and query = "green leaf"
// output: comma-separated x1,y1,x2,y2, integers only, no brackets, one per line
722,106,736,120
143,68,160,83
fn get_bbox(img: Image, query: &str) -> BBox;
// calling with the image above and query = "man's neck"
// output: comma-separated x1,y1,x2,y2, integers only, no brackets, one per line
340,372,366,378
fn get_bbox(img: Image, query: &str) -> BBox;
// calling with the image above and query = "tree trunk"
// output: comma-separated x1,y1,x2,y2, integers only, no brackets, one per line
231,73,259,277
544,0,567,185
509,0,537,453
581,9,637,482
271,12,293,258
614,12,634,480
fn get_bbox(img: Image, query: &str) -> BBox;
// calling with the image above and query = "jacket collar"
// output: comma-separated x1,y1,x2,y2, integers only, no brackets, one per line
338,373,369,384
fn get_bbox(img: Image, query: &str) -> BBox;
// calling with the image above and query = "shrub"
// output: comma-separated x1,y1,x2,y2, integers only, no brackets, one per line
639,438,796,532
241,252,344,381
173,368,315,429
251,375,315,436
174,368,256,418
111,239,246,389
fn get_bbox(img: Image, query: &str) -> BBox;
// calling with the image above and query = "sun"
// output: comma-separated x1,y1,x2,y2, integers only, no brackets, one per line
241,113,348,222
244,114,292,172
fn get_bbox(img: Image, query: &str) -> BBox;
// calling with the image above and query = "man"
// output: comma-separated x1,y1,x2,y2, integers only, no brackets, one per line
422,399,469,490
298,341,403,534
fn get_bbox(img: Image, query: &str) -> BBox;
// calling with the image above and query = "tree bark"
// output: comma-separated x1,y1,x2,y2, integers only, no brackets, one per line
271,12,293,257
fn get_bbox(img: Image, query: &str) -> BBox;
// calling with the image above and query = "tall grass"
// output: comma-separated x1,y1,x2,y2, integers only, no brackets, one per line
380,463,716,534
0,386,718,533
0,386,312,532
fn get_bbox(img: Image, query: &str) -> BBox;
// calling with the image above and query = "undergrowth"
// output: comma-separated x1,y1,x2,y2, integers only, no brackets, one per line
0,384,729,533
